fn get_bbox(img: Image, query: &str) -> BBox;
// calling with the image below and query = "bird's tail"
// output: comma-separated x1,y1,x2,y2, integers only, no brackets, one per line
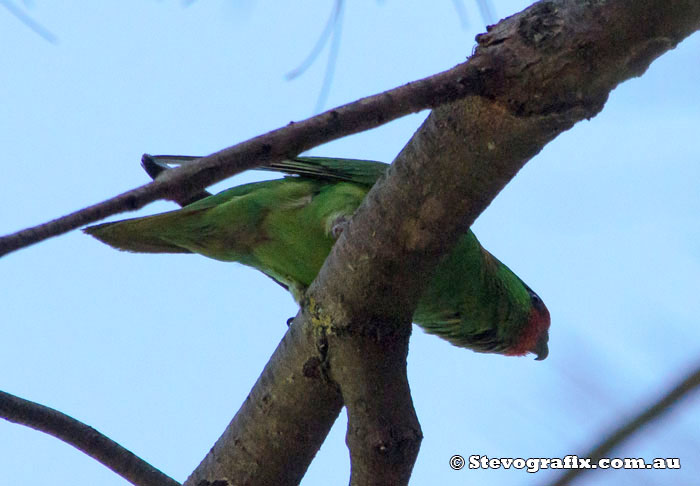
83,212,193,254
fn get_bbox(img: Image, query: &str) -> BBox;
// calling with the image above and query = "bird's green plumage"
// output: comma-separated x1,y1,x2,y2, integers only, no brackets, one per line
85,156,550,359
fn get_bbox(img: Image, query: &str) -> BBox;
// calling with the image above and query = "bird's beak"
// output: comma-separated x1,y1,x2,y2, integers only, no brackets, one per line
533,332,549,361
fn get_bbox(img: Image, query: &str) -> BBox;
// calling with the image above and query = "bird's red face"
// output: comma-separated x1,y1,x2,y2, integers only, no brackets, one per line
506,289,550,360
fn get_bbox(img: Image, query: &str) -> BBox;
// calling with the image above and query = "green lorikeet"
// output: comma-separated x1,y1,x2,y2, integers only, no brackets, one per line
85,155,550,360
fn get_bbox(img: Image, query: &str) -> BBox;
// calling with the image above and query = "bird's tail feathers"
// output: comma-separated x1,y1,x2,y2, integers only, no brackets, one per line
83,212,194,254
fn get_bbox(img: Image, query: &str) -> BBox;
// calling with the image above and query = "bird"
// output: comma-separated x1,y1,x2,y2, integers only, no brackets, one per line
85,155,550,360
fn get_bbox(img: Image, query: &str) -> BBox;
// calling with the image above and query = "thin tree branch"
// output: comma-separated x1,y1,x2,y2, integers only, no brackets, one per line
0,0,58,44
476,0,495,25
313,0,343,114
285,0,342,81
0,59,487,258
451,0,470,28
547,361,700,486
0,390,181,486
452,0,496,28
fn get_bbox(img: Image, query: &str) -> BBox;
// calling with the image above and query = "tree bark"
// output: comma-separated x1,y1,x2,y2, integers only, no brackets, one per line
184,312,343,486
2,1,698,485
0,391,181,486
185,1,700,484
303,1,700,482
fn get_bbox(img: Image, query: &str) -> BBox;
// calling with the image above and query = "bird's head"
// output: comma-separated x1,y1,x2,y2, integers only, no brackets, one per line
505,286,550,360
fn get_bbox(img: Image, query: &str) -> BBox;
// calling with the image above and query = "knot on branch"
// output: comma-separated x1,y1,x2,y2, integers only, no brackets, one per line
367,427,423,462
472,0,613,119
346,422,423,480
516,1,564,50
302,357,322,379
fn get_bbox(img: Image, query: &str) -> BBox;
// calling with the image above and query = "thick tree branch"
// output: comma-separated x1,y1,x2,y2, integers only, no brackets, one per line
183,312,344,486
181,2,700,485
547,361,700,486
177,1,700,485
326,325,421,485
303,1,700,483
140,160,344,486
0,390,181,486
0,60,486,258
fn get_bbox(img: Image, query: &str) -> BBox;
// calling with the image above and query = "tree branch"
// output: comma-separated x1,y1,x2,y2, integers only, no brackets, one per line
0,390,181,486
0,60,487,258
8,1,698,485
183,312,344,486
136,163,342,486
180,2,700,485
303,1,700,482
325,324,421,485
547,361,700,486
0,0,58,44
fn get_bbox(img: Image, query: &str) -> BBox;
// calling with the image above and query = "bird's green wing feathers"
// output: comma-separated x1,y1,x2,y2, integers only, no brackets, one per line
86,155,551,359
143,154,389,188
265,157,388,186
85,155,383,256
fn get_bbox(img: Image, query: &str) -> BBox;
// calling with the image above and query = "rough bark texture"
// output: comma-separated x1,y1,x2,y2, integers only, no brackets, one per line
326,326,421,485
175,1,700,485
304,2,700,482
184,312,343,486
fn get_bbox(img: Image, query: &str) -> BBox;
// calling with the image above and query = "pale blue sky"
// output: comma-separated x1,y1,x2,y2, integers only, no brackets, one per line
2,2,699,485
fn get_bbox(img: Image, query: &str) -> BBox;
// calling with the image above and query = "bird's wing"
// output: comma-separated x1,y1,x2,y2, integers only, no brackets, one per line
142,154,388,188
266,156,388,187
